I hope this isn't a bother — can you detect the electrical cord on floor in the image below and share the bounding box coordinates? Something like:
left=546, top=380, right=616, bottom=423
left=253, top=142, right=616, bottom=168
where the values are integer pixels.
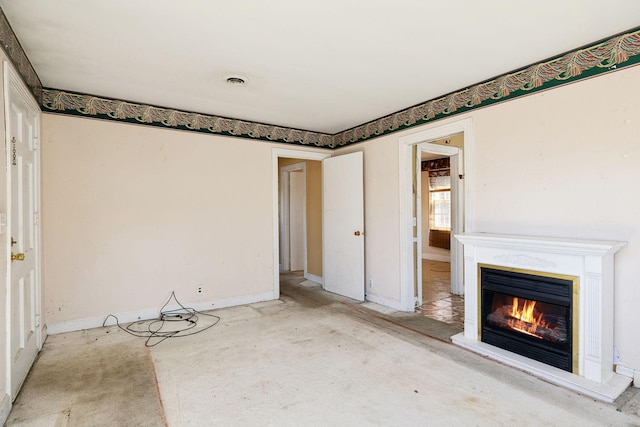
left=103, top=291, right=221, bottom=347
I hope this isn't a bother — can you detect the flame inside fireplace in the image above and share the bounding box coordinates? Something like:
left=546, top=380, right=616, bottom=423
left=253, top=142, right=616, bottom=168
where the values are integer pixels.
left=507, top=298, right=548, bottom=339
left=487, top=296, right=567, bottom=343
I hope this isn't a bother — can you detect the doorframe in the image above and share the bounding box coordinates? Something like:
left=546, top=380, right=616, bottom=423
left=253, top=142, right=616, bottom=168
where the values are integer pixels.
left=272, top=148, right=331, bottom=299
left=398, top=118, right=474, bottom=311
left=279, top=162, right=307, bottom=273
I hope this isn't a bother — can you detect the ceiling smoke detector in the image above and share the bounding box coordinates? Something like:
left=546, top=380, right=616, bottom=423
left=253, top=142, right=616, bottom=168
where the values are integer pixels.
left=224, top=75, right=248, bottom=86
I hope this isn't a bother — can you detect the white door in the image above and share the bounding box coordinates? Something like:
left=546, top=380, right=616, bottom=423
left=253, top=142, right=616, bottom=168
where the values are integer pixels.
left=449, top=151, right=464, bottom=295
left=6, top=63, right=42, bottom=399
left=322, top=152, right=364, bottom=301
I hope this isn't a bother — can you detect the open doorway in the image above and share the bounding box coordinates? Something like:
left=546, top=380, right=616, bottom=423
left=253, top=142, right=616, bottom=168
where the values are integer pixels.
left=398, top=118, right=472, bottom=319
left=272, top=149, right=330, bottom=299
left=278, top=158, right=322, bottom=281
left=416, top=137, right=464, bottom=327
left=279, top=162, right=306, bottom=273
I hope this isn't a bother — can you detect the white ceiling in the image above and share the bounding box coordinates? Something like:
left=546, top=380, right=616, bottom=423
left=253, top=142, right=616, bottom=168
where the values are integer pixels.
left=2, top=1, right=640, bottom=134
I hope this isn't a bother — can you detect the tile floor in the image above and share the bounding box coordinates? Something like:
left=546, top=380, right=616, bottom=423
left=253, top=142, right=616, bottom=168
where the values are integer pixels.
left=416, top=259, right=464, bottom=328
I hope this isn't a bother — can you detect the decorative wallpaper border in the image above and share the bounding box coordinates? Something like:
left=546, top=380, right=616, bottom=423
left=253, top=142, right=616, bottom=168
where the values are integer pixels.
left=18, top=23, right=640, bottom=148
left=0, top=8, right=42, bottom=104
left=42, top=89, right=334, bottom=147
left=333, top=27, right=640, bottom=147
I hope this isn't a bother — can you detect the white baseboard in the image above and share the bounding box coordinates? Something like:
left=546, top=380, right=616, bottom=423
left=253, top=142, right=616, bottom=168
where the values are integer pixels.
left=304, top=273, right=323, bottom=285
left=38, top=324, right=48, bottom=350
left=616, top=364, right=634, bottom=378
left=616, top=364, right=640, bottom=388
left=0, top=393, right=11, bottom=426
left=46, top=291, right=275, bottom=335
left=365, top=292, right=404, bottom=311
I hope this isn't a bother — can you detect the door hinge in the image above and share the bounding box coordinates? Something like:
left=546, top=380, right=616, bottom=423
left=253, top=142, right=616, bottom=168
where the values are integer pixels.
left=33, top=136, right=40, bottom=150
left=35, top=314, right=40, bottom=328
left=33, top=211, right=40, bottom=225
left=11, top=136, right=16, bottom=166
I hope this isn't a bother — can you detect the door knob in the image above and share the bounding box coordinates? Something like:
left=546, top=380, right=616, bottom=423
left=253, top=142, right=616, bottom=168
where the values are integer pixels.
left=11, top=252, right=25, bottom=261
left=354, top=231, right=363, bottom=236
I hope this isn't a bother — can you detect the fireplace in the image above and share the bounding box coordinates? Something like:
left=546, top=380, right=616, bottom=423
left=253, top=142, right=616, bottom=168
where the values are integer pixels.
left=452, top=233, right=630, bottom=402
left=479, top=266, right=577, bottom=373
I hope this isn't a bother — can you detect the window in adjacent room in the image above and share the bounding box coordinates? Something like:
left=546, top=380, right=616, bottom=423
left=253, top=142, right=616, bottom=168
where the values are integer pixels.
left=423, top=157, right=451, bottom=231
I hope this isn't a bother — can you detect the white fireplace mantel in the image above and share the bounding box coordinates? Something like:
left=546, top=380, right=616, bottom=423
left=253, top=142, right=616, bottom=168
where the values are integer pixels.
left=452, top=233, right=629, bottom=402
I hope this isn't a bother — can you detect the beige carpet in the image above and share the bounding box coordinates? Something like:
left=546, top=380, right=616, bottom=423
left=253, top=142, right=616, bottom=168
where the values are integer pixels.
left=7, top=273, right=640, bottom=426
left=7, top=328, right=166, bottom=426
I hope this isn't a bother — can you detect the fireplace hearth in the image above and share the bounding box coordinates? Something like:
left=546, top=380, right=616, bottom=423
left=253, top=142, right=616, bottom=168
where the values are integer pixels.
left=480, top=266, right=576, bottom=373
left=452, top=233, right=630, bottom=402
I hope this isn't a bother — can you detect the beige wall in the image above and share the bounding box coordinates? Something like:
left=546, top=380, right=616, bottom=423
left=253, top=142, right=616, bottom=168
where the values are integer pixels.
left=42, top=114, right=334, bottom=328
left=338, top=64, right=640, bottom=372
left=469, top=65, right=640, bottom=370
left=42, top=115, right=325, bottom=324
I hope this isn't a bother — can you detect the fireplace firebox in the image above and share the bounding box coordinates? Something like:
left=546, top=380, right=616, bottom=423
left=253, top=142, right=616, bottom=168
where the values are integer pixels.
left=480, top=265, right=577, bottom=373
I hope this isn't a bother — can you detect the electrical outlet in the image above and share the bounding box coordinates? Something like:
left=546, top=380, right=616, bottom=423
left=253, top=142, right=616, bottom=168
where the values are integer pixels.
left=196, top=286, right=203, bottom=294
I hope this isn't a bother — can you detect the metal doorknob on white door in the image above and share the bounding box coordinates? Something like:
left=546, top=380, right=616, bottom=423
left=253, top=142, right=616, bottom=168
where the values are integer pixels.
left=11, top=253, right=25, bottom=261
left=354, top=231, right=363, bottom=236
